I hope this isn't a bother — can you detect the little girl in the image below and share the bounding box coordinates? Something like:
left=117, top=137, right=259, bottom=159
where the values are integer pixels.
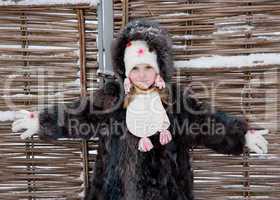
left=123, top=40, right=173, bottom=152
left=11, top=20, right=268, bottom=200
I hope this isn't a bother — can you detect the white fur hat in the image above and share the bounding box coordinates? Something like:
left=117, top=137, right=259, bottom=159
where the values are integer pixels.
left=124, top=40, right=159, bottom=77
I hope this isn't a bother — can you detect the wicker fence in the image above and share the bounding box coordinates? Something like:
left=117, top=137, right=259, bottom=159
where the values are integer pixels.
left=0, top=3, right=98, bottom=199
left=0, top=0, right=279, bottom=200
left=120, top=1, right=280, bottom=200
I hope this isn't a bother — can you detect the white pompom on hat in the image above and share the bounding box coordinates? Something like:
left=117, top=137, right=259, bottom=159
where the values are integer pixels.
left=124, top=40, right=159, bottom=77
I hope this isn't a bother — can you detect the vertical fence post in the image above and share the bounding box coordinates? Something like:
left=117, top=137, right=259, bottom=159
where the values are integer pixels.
left=243, top=71, right=252, bottom=200
left=21, top=12, right=36, bottom=199
left=97, top=0, right=114, bottom=77
left=122, top=0, right=129, bottom=27
left=243, top=2, right=254, bottom=199
left=77, top=8, right=90, bottom=193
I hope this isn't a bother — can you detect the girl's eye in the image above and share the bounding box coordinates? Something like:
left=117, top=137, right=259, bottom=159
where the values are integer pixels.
left=131, top=66, right=139, bottom=71
left=145, top=65, right=153, bottom=69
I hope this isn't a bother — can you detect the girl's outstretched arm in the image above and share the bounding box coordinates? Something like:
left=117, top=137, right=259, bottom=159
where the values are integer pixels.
left=175, top=86, right=268, bottom=155
left=12, top=81, right=122, bottom=140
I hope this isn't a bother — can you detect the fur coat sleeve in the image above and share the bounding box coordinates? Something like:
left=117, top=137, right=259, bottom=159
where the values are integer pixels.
left=174, top=85, right=248, bottom=155
left=38, top=81, right=122, bottom=140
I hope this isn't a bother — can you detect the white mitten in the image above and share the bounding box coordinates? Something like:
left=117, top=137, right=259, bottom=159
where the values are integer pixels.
left=12, top=110, right=39, bottom=139
left=245, top=129, right=269, bottom=154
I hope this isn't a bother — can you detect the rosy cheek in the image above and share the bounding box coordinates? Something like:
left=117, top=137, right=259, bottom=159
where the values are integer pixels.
left=128, top=73, right=137, bottom=82
left=147, top=71, right=156, bottom=80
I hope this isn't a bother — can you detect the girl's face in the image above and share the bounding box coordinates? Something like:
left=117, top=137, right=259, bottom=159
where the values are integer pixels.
left=128, top=64, right=157, bottom=89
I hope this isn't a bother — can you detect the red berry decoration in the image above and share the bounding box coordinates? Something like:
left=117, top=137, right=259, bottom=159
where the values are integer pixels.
left=30, top=112, right=34, bottom=118
left=138, top=48, right=144, bottom=55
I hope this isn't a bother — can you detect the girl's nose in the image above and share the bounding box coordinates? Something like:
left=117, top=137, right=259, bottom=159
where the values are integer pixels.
left=139, top=70, right=145, bottom=79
